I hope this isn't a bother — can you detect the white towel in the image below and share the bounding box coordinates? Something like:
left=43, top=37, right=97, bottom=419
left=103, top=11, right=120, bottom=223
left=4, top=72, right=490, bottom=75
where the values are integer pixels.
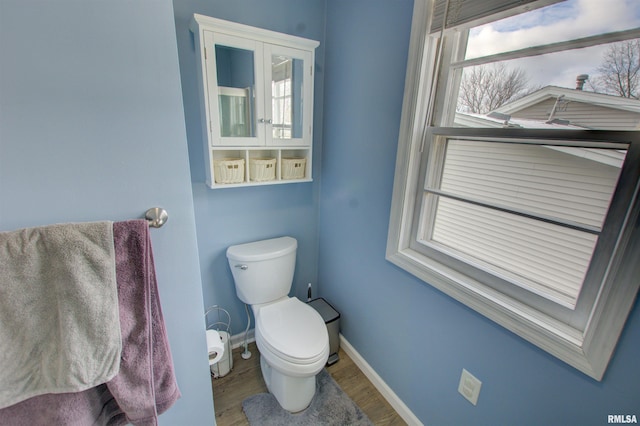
left=0, top=221, right=121, bottom=409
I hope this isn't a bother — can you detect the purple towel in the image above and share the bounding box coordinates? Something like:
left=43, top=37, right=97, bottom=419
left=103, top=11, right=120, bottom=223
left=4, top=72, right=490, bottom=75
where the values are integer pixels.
left=107, top=220, right=181, bottom=425
left=0, top=385, right=126, bottom=426
left=0, top=220, right=180, bottom=426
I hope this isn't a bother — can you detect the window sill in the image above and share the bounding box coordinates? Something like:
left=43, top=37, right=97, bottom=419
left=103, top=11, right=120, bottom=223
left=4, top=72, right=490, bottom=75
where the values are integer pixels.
left=386, top=244, right=636, bottom=380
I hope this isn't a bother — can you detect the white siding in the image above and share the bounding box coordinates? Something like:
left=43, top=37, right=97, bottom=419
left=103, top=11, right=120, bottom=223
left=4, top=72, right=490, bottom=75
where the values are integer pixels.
left=426, top=138, right=624, bottom=307
left=439, top=139, right=623, bottom=228
left=513, top=99, right=640, bottom=130
left=431, top=197, right=597, bottom=306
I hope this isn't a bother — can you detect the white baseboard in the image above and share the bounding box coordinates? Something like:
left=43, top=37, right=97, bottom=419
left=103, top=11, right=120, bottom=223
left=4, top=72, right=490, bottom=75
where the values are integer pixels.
left=339, top=334, right=423, bottom=426
left=230, top=329, right=255, bottom=350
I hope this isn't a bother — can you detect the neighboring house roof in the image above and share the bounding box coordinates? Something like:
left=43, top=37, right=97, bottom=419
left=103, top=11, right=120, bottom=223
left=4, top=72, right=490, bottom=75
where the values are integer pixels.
left=495, top=86, right=640, bottom=115
left=454, top=86, right=635, bottom=167
left=454, top=111, right=585, bottom=129
left=454, top=111, right=626, bottom=168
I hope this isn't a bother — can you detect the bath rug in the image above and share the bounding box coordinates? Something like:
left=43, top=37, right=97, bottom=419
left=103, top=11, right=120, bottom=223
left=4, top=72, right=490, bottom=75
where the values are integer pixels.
left=242, top=369, right=373, bottom=425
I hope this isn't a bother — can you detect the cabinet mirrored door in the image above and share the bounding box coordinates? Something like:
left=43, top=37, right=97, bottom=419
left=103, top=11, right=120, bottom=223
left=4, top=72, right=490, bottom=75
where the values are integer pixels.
left=204, top=32, right=264, bottom=146
left=265, top=45, right=312, bottom=147
left=203, top=31, right=313, bottom=148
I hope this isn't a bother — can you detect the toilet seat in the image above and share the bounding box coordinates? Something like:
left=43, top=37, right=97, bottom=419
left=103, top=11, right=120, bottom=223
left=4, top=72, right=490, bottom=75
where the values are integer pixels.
left=256, top=298, right=328, bottom=365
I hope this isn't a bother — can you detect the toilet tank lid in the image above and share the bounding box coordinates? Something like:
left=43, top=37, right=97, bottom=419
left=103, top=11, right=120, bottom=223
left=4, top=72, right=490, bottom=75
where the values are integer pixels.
left=226, top=236, right=297, bottom=262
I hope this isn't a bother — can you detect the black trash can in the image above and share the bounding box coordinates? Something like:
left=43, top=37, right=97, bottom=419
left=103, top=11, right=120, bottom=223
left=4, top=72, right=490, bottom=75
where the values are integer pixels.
left=307, top=298, right=341, bottom=365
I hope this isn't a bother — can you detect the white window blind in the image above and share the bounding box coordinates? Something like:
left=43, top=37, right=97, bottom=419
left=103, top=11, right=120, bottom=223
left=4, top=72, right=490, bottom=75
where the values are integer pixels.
left=430, top=0, right=561, bottom=32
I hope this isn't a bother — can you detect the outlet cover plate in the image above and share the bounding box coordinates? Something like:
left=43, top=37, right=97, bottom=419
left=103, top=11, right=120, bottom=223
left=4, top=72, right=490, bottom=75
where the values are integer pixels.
left=458, top=368, right=482, bottom=405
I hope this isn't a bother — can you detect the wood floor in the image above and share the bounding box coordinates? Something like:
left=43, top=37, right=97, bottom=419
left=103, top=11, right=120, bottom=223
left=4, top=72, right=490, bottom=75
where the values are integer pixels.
left=211, top=342, right=406, bottom=425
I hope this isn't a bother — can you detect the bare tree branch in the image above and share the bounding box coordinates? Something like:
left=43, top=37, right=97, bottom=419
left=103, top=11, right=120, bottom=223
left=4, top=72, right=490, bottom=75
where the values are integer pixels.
left=590, top=39, right=639, bottom=99
left=457, top=63, right=533, bottom=114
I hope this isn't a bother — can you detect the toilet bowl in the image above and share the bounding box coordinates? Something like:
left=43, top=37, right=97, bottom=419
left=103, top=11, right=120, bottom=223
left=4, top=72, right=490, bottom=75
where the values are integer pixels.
left=227, top=237, right=329, bottom=412
left=254, top=297, right=329, bottom=411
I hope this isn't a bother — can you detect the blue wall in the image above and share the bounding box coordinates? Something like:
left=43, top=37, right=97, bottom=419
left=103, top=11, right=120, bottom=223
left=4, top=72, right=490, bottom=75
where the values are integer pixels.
left=172, top=0, right=326, bottom=336
left=319, top=0, right=640, bottom=425
left=0, top=1, right=214, bottom=424
left=3, top=0, right=638, bottom=424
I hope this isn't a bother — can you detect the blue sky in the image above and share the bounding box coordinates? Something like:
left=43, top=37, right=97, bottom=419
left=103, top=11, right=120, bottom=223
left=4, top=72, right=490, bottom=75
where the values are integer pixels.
left=485, top=0, right=577, bottom=33
left=465, top=0, right=640, bottom=88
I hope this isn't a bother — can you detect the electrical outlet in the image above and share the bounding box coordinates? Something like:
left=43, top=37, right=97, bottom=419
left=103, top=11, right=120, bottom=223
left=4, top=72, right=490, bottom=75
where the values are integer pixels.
left=458, top=368, right=482, bottom=405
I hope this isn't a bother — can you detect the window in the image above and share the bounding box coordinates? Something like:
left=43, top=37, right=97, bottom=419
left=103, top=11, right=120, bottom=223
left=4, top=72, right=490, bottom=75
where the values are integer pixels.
left=271, top=54, right=305, bottom=141
left=272, top=55, right=293, bottom=139
left=387, top=0, right=640, bottom=380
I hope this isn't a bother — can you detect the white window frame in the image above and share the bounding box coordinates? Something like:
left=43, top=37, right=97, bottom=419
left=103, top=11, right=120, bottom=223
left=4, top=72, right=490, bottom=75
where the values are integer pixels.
left=272, top=59, right=293, bottom=139
left=386, top=0, right=640, bottom=380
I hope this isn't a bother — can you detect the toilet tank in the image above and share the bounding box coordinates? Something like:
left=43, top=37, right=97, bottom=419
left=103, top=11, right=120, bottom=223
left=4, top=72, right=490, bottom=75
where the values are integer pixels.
left=226, top=237, right=297, bottom=305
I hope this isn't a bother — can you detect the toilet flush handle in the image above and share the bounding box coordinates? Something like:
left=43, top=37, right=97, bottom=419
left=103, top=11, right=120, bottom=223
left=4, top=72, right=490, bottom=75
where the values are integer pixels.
left=235, top=264, right=248, bottom=270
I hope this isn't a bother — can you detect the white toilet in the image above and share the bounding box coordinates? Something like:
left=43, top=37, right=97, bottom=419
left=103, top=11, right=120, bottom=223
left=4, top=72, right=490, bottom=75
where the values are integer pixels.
left=226, top=236, right=329, bottom=412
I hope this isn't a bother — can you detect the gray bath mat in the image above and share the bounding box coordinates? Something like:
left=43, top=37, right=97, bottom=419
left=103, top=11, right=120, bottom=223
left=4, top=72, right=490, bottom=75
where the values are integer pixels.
left=242, top=369, right=373, bottom=425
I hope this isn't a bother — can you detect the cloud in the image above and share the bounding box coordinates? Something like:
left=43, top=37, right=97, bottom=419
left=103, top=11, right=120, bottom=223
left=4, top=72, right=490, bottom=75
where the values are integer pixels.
left=462, top=0, right=640, bottom=88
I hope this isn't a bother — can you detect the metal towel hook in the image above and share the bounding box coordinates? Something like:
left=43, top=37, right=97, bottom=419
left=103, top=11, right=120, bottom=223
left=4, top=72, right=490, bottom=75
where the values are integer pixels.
left=145, top=207, right=168, bottom=228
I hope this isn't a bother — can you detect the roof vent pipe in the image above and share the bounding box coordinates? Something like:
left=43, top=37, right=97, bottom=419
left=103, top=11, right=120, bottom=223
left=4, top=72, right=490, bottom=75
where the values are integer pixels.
left=546, top=95, right=565, bottom=123
left=576, top=74, right=589, bottom=90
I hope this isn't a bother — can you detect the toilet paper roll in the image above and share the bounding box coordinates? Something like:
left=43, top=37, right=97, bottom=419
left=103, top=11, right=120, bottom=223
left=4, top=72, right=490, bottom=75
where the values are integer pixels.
left=206, top=329, right=225, bottom=366
left=210, top=330, right=232, bottom=378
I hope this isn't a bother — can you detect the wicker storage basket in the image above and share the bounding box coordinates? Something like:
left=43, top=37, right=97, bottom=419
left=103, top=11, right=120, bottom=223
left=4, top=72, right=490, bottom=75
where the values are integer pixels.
left=282, top=157, right=307, bottom=180
left=213, top=158, right=245, bottom=184
left=249, top=158, right=276, bottom=181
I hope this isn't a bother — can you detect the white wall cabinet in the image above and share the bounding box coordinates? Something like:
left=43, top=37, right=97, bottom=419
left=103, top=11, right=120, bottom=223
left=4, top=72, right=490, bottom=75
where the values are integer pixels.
left=190, top=14, right=319, bottom=188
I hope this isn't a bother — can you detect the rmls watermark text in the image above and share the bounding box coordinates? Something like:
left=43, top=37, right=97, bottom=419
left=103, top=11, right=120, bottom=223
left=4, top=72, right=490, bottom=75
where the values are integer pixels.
left=608, top=415, right=638, bottom=424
